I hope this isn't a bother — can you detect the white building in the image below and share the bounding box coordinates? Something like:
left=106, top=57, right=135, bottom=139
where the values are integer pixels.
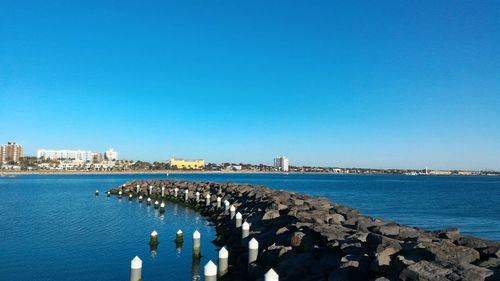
left=274, top=156, right=289, bottom=172
left=37, top=149, right=95, bottom=162
left=105, top=149, right=118, bottom=161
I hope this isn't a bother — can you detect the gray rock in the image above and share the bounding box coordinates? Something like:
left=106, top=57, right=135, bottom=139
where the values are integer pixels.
left=399, top=261, right=452, bottom=281
left=328, top=213, right=346, bottom=225
left=452, top=263, right=494, bottom=281
left=262, top=210, right=280, bottom=220
left=433, top=228, right=460, bottom=241
left=371, top=224, right=401, bottom=237
left=476, top=257, right=500, bottom=268
left=367, top=233, right=403, bottom=256
left=409, top=240, right=480, bottom=265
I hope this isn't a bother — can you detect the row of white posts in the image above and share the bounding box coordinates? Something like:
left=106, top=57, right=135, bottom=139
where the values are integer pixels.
left=129, top=230, right=278, bottom=281
left=105, top=186, right=279, bottom=280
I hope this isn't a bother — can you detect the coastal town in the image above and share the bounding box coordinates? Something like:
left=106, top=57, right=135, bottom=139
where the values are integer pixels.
left=1, top=141, right=498, bottom=176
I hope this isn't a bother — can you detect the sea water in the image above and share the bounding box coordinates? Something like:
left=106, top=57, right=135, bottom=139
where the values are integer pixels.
left=0, top=173, right=499, bottom=280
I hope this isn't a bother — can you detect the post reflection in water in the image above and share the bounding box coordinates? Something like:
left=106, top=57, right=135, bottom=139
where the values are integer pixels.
left=176, top=240, right=183, bottom=255
left=191, top=256, right=201, bottom=281
left=150, top=244, right=158, bottom=258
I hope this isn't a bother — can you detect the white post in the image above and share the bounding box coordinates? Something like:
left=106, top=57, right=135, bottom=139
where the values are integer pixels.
left=118, top=191, right=123, bottom=198
left=216, top=197, right=221, bottom=208
left=193, top=230, right=201, bottom=258
left=184, top=189, right=189, bottom=201
left=149, top=230, right=159, bottom=246
left=242, top=221, right=250, bottom=239
left=265, top=268, right=279, bottom=281
left=248, top=238, right=259, bottom=265
left=224, top=200, right=230, bottom=214
left=154, top=200, right=159, bottom=209
left=204, top=260, right=217, bottom=281
left=218, top=247, right=228, bottom=277
left=138, top=195, right=143, bottom=202
left=128, top=194, right=133, bottom=201
left=176, top=229, right=184, bottom=243
left=161, top=186, right=165, bottom=197
left=206, top=194, right=211, bottom=206
left=196, top=191, right=200, bottom=202
left=230, top=205, right=236, bottom=219
left=174, top=187, right=179, bottom=197
left=95, top=190, right=99, bottom=196
left=130, top=256, right=142, bottom=281
left=136, top=185, right=140, bottom=194
left=146, top=197, right=151, bottom=206
left=107, top=191, right=110, bottom=197
left=160, top=202, right=165, bottom=214
left=235, top=212, right=242, bottom=228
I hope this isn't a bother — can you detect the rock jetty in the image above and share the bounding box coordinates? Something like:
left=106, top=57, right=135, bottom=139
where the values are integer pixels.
left=110, top=180, right=500, bottom=281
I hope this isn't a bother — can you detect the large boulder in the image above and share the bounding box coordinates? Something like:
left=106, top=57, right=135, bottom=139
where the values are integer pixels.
left=399, top=261, right=452, bottom=281
left=407, top=240, right=480, bottom=265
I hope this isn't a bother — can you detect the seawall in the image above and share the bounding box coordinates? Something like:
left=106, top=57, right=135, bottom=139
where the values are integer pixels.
left=110, top=179, right=500, bottom=281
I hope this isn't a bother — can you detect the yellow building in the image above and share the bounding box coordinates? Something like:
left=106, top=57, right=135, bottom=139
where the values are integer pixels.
left=169, top=158, right=205, bottom=170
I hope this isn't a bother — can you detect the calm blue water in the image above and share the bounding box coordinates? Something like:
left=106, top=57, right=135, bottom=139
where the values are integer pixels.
left=0, top=174, right=499, bottom=281
left=0, top=175, right=217, bottom=281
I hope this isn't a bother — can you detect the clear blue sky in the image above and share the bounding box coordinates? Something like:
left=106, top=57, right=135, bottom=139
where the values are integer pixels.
left=1, top=1, right=499, bottom=170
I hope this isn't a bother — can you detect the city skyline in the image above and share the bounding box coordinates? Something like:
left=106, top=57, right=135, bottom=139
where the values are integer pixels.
left=1, top=1, right=499, bottom=170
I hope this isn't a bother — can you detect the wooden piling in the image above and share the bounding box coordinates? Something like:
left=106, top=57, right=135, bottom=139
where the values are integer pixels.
left=205, top=194, right=211, bottom=206
left=193, top=230, right=201, bottom=258
left=248, top=238, right=259, bottom=265
left=230, top=205, right=236, bottom=220
left=204, top=260, right=217, bottom=281
left=235, top=212, right=242, bottom=228
left=218, top=247, right=228, bottom=277
left=242, top=221, right=250, bottom=239
left=265, top=268, right=279, bottom=281
left=176, top=229, right=184, bottom=243
left=130, top=256, right=142, bottom=281
left=149, top=230, right=159, bottom=246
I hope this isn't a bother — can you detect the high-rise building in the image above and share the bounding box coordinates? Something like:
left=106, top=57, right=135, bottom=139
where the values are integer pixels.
left=105, top=149, right=118, bottom=161
left=0, top=142, right=24, bottom=163
left=274, top=156, right=289, bottom=172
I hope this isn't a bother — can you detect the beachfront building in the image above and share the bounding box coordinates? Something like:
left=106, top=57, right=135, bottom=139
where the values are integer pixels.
left=37, top=149, right=95, bottom=162
left=274, top=156, right=289, bottom=172
left=0, top=142, right=24, bottom=163
left=169, top=158, right=205, bottom=170
left=105, top=149, right=118, bottom=161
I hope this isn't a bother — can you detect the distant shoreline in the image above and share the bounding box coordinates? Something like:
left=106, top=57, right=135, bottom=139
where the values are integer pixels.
left=0, top=170, right=498, bottom=176
left=0, top=170, right=284, bottom=176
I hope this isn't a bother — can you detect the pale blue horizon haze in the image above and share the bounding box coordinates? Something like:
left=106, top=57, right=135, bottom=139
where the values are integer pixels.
left=1, top=1, right=499, bottom=170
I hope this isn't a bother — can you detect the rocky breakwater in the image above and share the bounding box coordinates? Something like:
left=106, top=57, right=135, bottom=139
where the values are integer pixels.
left=110, top=180, right=500, bottom=281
